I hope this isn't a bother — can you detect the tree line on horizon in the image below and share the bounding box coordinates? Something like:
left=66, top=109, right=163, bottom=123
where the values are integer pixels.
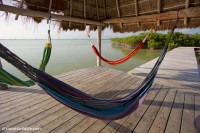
left=111, top=32, right=200, bottom=50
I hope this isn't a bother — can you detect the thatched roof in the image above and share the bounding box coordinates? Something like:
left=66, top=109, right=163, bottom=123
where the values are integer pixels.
left=0, top=0, right=200, bottom=32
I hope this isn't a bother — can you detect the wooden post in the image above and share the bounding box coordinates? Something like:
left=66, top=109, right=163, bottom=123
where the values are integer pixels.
left=97, top=26, right=102, bottom=66
left=0, top=59, right=8, bottom=90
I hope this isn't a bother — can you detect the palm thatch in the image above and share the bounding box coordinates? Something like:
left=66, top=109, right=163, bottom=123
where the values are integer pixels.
left=0, top=0, right=200, bottom=32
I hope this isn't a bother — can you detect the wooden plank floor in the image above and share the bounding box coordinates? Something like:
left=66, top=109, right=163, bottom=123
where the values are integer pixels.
left=0, top=66, right=199, bottom=133
left=128, top=47, right=200, bottom=89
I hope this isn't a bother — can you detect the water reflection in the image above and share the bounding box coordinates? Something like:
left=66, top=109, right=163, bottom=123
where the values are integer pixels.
left=111, top=44, right=161, bottom=61
left=102, top=43, right=161, bottom=72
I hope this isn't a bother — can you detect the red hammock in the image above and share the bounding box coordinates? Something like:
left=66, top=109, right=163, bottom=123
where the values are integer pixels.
left=92, top=41, right=144, bottom=65
left=88, top=31, right=151, bottom=65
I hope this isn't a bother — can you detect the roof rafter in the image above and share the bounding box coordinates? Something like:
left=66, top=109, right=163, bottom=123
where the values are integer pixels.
left=96, top=0, right=99, bottom=20
left=69, top=0, right=73, bottom=27
left=116, top=0, right=122, bottom=28
left=157, top=0, right=161, bottom=26
left=184, top=0, right=190, bottom=25
left=0, top=4, right=104, bottom=26
left=103, top=7, right=200, bottom=24
left=103, top=0, right=107, bottom=19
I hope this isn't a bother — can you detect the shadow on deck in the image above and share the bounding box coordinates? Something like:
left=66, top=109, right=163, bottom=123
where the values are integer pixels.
left=0, top=66, right=199, bottom=133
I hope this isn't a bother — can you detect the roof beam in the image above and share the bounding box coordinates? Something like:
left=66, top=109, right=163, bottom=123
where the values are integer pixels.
left=116, top=0, right=120, bottom=17
left=47, top=0, right=52, bottom=24
left=185, top=0, right=190, bottom=8
left=69, top=0, right=73, bottom=27
left=157, top=0, right=161, bottom=13
left=134, top=0, right=138, bottom=16
left=103, top=0, right=107, bottom=19
left=96, top=0, right=99, bottom=20
left=134, top=0, right=139, bottom=27
left=84, top=0, right=86, bottom=19
left=103, top=7, right=200, bottom=24
left=0, top=4, right=104, bottom=26
left=48, top=0, right=52, bottom=13
left=184, top=0, right=190, bottom=25
left=116, top=0, right=122, bottom=28
left=156, top=0, right=161, bottom=26
left=184, top=17, right=188, bottom=25
left=84, top=0, right=86, bottom=27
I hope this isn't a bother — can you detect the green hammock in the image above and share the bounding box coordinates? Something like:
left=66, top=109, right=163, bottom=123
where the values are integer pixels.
left=39, top=31, right=52, bottom=71
left=0, top=31, right=52, bottom=87
left=0, top=68, right=35, bottom=87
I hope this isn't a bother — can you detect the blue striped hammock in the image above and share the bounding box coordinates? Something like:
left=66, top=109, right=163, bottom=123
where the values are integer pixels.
left=0, top=26, right=176, bottom=120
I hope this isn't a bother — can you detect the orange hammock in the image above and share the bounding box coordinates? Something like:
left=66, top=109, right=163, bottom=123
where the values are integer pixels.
left=88, top=29, right=152, bottom=65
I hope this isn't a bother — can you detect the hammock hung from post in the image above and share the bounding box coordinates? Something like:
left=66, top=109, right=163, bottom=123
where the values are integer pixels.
left=0, top=23, right=177, bottom=120
left=0, top=27, right=52, bottom=87
left=87, top=28, right=153, bottom=65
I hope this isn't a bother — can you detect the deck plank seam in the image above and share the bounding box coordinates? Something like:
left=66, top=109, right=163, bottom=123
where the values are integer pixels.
left=131, top=84, right=164, bottom=132
left=146, top=88, right=171, bottom=133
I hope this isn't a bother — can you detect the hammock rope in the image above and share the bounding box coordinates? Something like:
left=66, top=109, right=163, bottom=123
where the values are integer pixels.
left=39, top=29, right=52, bottom=71
left=0, top=20, right=52, bottom=86
left=87, top=29, right=153, bottom=65
left=40, top=13, right=52, bottom=71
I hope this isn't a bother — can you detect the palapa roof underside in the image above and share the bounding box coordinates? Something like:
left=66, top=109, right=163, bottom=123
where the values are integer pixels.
left=0, top=0, right=200, bottom=32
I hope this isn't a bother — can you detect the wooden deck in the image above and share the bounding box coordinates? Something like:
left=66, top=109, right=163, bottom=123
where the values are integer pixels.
left=0, top=66, right=199, bottom=133
left=128, top=47, right=200, bottom=89
left=0, top=47, right=200, bottom=133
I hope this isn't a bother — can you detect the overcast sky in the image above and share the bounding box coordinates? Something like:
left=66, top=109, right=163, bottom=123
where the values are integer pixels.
left=0, top=14, right=200, bottom=39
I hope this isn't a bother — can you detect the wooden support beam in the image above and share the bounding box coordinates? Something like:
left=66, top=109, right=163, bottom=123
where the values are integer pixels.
left=185, top=0, right=190, bottom=8
left=95, top=0, right=99, bottom=21
left=157, top=19, right=160, bottom=26
left=103, top=7, right=200, bottom=24
left=15, top=0, right=24, bottom=20
left=84, top=0, right=86, bottom=27
left=137, top=22, right=140, bottom=27
left=116, top=0, right=120, bottom=17
left=184, top=0, right=190, bottom=25
left=103, top=0, right=107, bottom=19
left=84, top=0, right=86, bottom=19
left=134, top=0, right=139, bottom=27
left=116, top=0, right=122, bottom=28
left=184, top=16, right=188, bottom=25
left=157, top=0, right=161, bottom=13
left=47, top=0, right=52, bottom=24
left=48, top=0, right=52, bottom=12
left=0, top=4, right=104, bottom=26
left=97, top=26, right=102, bottom=66
left=135, top=0, right=138, bottom=16
left=69, top=0, right=73, bottom=27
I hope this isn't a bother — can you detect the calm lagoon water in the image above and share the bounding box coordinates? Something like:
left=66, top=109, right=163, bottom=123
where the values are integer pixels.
left=0, top=39, right=161, bottom=80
